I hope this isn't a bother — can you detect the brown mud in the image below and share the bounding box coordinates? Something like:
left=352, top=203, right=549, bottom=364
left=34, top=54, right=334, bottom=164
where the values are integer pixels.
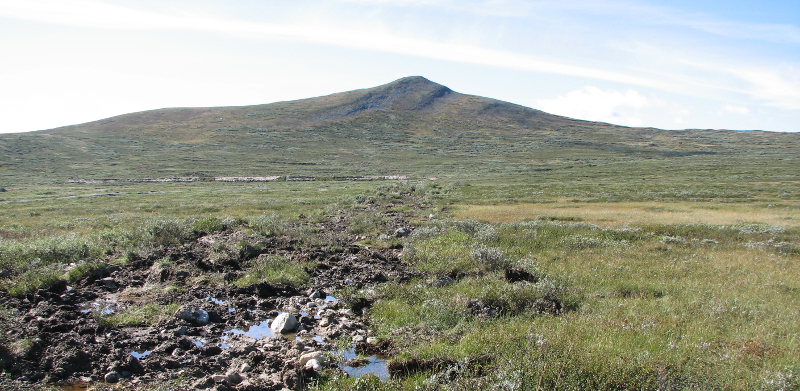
left=0, top=199, right=426, bottom=390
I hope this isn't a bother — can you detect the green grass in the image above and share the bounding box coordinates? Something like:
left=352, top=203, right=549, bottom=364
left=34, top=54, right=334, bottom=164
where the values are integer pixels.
left=233, top=254, right=311, bottom=287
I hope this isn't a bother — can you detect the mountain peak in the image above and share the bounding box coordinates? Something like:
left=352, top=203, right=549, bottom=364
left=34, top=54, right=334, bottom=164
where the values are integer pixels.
left=333, top=76, right=455, bottom=116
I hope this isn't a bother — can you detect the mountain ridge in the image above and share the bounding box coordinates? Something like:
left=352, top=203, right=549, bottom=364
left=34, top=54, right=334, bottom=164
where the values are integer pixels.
left=2, top=76, right=799, bottom=184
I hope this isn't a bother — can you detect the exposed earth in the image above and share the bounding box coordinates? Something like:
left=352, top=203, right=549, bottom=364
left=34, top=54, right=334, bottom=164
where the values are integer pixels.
left=0, top=195, right=430, bottom=390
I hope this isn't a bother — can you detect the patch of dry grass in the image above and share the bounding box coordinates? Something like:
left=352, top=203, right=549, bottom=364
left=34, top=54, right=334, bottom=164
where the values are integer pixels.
left=455, top=201, right=800, bottom=228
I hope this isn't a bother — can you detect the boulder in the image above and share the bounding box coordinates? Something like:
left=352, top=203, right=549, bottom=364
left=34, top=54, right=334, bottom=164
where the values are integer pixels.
left=270, top=313, right=297, bottom=334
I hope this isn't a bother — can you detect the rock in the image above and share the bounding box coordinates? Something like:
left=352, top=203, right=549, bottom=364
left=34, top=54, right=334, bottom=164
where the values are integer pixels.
left=366, top=337, right=378, bottom=344
left=226, top=371, right=243, bottom=384
left=270, top=313, right=298, bottom=334
left=352, top=335, right=365, bottom=343
left=297, top=351, right=326, bottom=366
left=212, top=374, right=228, bottom=383
left=104, top=371, right=120, bottom=383
left=175, top=307, right=210, bottom=326
left=0, top=188, right=5, bottom=192
left=304, top=359, right=322, bottom=372
left=394, top=227, right=410, bottom=237
left=309, top=290, right=324, bottom=299
left=240, top=363, right=252, bottom=373
left=97, top=277, right=118, bottom=290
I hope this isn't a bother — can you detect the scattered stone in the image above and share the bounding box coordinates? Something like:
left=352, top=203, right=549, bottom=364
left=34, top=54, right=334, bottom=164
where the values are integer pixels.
left=175, top=307, right=210, bottom=326
left=395, top=227, right=411, bottom=237
left=309, top=290, right=324, bottom=299
left=212, top=374, right=228, bottom=383
left=226, top=371, right=243, bottom=384
left=240, top=363, right=252, bottom=373
left=304, top=359, right=322, bottom=372
left=104, top=371, right=120, bottom=383
left=270, top=313, right=298, bottom=334
left=297, top=351, right=326, bottom=366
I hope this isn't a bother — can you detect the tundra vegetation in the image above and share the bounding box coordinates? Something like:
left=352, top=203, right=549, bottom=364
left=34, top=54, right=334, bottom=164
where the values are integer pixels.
left=0, top=77, right=799, bottom=389
left=0, top=171, right=798, bottom=390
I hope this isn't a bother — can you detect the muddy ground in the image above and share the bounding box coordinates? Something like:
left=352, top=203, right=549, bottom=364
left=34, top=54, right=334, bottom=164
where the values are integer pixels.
left=0, top=201, right=428, bottom=390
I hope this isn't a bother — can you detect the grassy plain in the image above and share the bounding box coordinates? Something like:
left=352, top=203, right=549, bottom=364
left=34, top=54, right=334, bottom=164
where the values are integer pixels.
left=1, top=171, right=798, bottom=390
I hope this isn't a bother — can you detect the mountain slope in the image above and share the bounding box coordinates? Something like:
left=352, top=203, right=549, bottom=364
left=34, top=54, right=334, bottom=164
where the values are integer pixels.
left=1, top=76, right=799, bottom=184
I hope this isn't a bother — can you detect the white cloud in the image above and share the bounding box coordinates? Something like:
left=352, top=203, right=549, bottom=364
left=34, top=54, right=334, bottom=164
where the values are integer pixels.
left=0, top=0, right=670, bottom=90
left=535, top=86, right=664, bottom=127
left=723, top=105, right=749, bottom=115
left=331, top=0, right=533, bottom=17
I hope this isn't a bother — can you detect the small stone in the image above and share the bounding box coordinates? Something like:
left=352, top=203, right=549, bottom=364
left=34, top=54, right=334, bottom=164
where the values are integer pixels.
left=104, top=371, right=120, bottom=383
left=366, top=337, right=379, bottom=344
left=298, top=351, right=326, bottom=366
left=240, top=363, right=252, bottom=373
left=309, top=290, right=324, bottom=299
left=226, top=371, right=243, bottom=384
left=270, top=313, right=298, bottom=334
left=175, top=307, right=210, bottom=326
left=344, top=279, right=355, bottom=285
left=395, top=227, right=410, bottom=237
left=352, top=335, right=365, bottom=343
left=304, top=358, right=322, bottom=372
left=212, top=374, right=228, bottom=383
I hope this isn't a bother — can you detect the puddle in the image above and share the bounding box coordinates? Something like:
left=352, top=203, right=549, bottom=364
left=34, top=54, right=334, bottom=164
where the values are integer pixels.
left=338, top=348, right=389, bottom=381
left=130, top=350, right=152, bottom=360
left=192, top=340, right=205, bottom=348
left=78, top=307, right=114, bottom=315
left=324, top=295, right=338, bottom=303
left=77, top=296, right=118, bottom=315
left=224, top=319, right=274, bottom=340
left=206, top=297, right=228, bottom=305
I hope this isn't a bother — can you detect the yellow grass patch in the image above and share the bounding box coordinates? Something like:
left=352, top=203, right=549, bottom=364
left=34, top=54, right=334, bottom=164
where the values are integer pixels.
left=455, top=201, right=800, bottom=227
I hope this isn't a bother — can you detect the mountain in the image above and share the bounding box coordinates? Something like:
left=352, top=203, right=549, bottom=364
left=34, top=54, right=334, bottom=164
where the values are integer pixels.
left=1, top=76, right=799, bottom=184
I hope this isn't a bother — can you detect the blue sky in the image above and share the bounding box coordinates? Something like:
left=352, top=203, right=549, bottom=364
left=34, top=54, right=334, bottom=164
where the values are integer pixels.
left=0, top=0, right=798, bottom=133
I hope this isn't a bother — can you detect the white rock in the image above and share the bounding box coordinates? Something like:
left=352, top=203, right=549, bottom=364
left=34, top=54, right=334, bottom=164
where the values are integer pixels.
left=366, top=337, right=379, bottom=344
left=304, top=359, right=323, bottom=372
left=298, top=351, right=327, bottom=366
left=270, top=312, right=298, bottom=334
left=240, top=363, right=252, bottom=373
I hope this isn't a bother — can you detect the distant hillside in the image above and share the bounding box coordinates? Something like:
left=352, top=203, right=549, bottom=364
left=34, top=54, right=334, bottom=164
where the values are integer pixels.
left=1, top=76, right=799, bottom=184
